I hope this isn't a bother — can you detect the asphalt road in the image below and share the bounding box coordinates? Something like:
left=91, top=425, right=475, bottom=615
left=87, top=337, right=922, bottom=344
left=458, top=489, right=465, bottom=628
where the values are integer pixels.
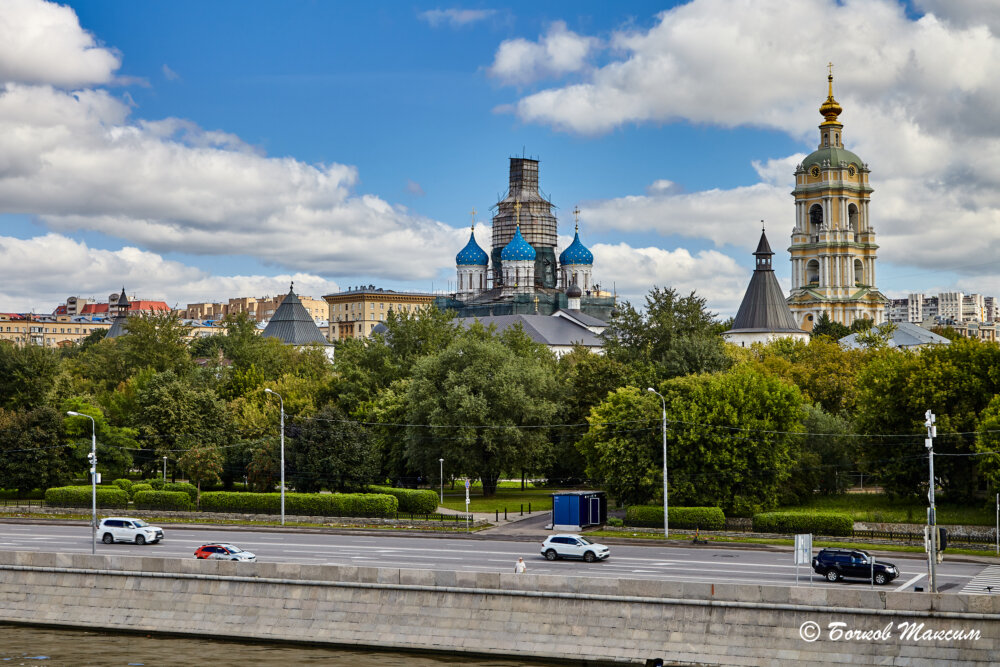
left=0, top=521, right=987, bottom=594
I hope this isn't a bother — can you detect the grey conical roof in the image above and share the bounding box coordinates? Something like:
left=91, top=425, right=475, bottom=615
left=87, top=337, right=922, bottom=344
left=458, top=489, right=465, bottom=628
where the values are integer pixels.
left=105, top=287, right=131, bottom=339
left=727, top=230, right=803, bottom=333
left=260, top=286, right=330, bottom=345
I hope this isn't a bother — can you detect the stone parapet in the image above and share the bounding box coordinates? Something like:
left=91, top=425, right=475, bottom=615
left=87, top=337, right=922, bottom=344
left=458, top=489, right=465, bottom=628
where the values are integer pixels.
left=0, top=550, right=997, bottom=665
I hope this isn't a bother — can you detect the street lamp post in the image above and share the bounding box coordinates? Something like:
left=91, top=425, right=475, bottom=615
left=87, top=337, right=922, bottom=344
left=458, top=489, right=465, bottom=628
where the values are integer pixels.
left=439, top=458, right=444, bottom=504
left=647, top=388, right=668, bottom=539
left=67, top=411, right=97, bottom=555
left=264, top=388, right=285, bottom=525
left=162, top=456, right=167, bottom=483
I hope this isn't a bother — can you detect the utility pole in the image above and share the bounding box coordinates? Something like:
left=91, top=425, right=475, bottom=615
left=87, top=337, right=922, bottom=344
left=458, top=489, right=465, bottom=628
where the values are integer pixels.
left=925, top=409, right=937, bottom=593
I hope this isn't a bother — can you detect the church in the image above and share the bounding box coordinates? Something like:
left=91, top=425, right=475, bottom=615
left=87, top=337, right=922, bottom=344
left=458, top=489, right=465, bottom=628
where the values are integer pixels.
left=436, top=157, right=615, bottom=321
left=725, top=69, right=888, bottom=345
left=785, top=69, right=888, bottom=330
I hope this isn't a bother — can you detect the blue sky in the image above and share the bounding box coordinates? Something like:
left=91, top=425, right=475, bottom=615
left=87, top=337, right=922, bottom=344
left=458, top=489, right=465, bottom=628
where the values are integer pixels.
left=1, top=0, right=998, bottom=315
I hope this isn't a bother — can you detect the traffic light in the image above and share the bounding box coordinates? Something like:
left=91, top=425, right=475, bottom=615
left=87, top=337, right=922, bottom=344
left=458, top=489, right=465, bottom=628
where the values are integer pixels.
left=937, top=527, right=948, bottom=552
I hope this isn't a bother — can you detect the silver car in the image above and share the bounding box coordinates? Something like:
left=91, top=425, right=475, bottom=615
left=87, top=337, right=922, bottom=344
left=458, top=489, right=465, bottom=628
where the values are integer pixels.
left=541, top=534, right=610, bottom=562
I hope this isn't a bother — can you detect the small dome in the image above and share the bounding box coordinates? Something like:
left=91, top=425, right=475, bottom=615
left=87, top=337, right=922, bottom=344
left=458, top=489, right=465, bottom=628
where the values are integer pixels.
left=500, top=225, right=536, bottom=261
left=801, top=146, right=864, bottom=172
left=456, top=229, right=488, bottom=266
left=559, top=229, right=593, bottom=266
left=566, top=283, right=582, bottom=298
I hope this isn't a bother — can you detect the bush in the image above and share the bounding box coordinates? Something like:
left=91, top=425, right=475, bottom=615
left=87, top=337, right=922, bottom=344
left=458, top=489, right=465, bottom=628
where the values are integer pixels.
left=112, top=479, right=134, bottom=495
left=369, top=485, right=439, bottom=514
left=625, top=506, right=725, bottom=530
left=752, top=512, right=853, bottom=536
left=164, top=482, right=198, bottom=503
left=44, top=485, right=127, bottom=509
left=130, top=483, right=153, bottom=499
left=133, top=490, right=192, bottom=511
left=198, top=492, right=398, bottom=517
left=148, top=478, right=165, bottom=491
left=0, top=489, right=45, bottom=500
left=606, top=517, right=624, bottom=527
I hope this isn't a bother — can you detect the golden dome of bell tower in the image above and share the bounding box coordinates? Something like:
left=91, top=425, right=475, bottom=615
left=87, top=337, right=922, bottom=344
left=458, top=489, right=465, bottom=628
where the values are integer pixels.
left=786, top=65, right=888, bottom=331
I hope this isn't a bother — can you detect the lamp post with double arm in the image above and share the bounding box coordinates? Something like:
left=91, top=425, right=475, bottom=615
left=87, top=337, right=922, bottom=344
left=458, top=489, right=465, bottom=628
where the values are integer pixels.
left=67, top=411, right=97, bottom=555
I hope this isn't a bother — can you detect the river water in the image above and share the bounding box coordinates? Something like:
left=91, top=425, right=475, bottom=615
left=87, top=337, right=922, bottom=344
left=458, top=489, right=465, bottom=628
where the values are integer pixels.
left=0, top=625, right=561, bottom=667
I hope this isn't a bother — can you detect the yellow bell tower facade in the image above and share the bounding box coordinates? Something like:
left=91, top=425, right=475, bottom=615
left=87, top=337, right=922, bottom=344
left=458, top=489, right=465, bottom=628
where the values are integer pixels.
left=787, top=68, right=887, bottom=331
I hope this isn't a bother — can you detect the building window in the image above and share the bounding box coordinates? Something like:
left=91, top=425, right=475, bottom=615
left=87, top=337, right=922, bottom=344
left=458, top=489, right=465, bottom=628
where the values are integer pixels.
left=809, top=204, right=823, bottom=233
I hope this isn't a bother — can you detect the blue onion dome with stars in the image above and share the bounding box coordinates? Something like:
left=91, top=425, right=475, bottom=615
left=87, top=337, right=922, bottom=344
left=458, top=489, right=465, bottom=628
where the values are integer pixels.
left=501, top=224, right=536, bottom=261
left=456, top=228, right=488, bottom=266
left=559, top=226, right=593, bottom=265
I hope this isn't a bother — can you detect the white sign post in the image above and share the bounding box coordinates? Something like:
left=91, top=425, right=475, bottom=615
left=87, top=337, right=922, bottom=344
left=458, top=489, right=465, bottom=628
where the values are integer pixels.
left=794, top=534, right=813, bottom=585
left=465, top=479, right=471, bottom=532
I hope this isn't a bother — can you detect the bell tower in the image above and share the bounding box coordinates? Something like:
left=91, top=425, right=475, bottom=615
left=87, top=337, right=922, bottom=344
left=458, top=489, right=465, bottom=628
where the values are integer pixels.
left=787, top=66, right=887, bottom=331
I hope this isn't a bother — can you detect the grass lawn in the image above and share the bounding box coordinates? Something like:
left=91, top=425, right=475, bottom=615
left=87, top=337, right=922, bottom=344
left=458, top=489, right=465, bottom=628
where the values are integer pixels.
left=439, top=483, right=559, bottom=513
left=776, top=494, right=997, bottom=526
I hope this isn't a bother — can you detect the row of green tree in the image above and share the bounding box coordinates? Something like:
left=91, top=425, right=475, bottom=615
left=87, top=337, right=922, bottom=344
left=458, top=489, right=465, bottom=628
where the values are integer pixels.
left=1, top=287, right=999, bottom=515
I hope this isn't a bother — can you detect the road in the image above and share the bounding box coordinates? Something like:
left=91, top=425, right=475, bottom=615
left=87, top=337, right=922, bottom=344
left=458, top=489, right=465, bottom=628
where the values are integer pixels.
left=0, top=521, right=989, bottom=593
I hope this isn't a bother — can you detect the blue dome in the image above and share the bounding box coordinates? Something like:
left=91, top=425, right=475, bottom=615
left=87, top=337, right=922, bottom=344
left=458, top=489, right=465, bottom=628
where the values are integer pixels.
left=559, top=229, right=593, bottom=265
left=456, top=230, right=488, bottom=266
left=500, top=225, right=536, bottom=261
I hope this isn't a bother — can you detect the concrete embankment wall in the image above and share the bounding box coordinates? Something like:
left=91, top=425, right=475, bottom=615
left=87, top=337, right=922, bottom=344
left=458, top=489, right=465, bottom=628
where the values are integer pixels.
left=0, top=550, right=998, bottom=665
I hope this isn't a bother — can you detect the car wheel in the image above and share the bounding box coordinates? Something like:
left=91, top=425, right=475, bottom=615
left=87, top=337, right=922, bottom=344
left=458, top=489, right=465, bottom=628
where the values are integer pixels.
left=544, top=549, right=558, bottom=561
left=874, top=572, right=887, bottom=585
left=102, top=533, right=114, bottom=544
left=135, top=535, right=146, bottom=545
left=583, top=551, right=596, bottom=563
left=825, top=569, right=840, bottom=582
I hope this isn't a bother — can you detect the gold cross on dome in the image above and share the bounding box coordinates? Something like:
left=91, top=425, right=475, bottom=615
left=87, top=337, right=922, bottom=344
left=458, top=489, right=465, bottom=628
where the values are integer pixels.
left=469, top=208, right=476, bottom=229
left=573, top=206, right=580, bottom=230
left=827, top=62, right=833, bottom=77
left=514, top=200, right=522, bottom=227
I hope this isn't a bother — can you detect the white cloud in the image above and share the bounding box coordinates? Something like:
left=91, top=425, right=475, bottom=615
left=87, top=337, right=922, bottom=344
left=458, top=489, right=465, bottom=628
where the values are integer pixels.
left=419, top=8, right=496, bottom=28
left=494, top=0, right=1000, bottom=290
left=591, top=243, right=748, bottom=316
left=0, top=233, right=341, bottom=312
left=0, top=0, right=120, bottom=87
left=161, top=64, right=180, bottom=81
left=489, top=21, right=598, bottom=85
left=0, top=1, right=467, bottom=284
left=406, top=179, right=426, bottom=197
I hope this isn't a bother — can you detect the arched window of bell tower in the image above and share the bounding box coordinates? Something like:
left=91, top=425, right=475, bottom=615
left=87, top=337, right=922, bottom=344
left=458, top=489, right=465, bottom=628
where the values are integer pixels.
left=854, top=259, right=864, bottom=286
left=806, top=259, right=820, bottom=285
left=824, top=133, right=829, bottom=146
left=848, top=204, right=859, bottom=240
left=809, top=204, right=823, bottom=234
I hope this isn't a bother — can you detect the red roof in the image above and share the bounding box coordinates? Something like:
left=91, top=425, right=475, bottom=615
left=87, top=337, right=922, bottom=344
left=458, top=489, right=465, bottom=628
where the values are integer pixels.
left=79, top=301, right=169, bottom=314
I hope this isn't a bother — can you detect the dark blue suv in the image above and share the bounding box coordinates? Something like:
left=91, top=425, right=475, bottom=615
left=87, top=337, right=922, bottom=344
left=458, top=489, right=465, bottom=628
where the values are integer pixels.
left=812, top=548, right=898, bottom=585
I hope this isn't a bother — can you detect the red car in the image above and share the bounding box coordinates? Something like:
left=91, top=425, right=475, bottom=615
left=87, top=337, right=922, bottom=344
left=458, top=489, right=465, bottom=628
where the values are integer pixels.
left=194, top=543, right=256, bottom=561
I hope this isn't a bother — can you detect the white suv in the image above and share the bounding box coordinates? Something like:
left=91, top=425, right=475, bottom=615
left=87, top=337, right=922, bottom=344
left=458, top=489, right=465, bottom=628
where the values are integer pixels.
left=98, top=518, right=163, bottom=545
left=541, top=534, right=610, bottom=562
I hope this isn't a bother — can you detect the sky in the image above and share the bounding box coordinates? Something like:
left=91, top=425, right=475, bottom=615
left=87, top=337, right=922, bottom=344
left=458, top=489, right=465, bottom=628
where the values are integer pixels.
left=1, top=0, right=999, bottom=317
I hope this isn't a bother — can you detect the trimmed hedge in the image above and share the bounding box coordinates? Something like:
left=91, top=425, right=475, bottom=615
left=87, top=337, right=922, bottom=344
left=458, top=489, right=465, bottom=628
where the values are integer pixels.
left=130, top=483, right=153, bottom=499
left=134, top=490, right=192, bottom=511
left=147, top=479, right=165, bottom=491
left=369, top=485, right=439, bottom=514
left=164, top=482, right=198, bottom=503
left=198, top=492, right=399, bottom=517
left=112, top=479, right=134, bottom=495
left=44, top=485, right=128, bottom=509
left=625, top=506, right=726, bottom=531
left=752, top=512, right=853, bottom=536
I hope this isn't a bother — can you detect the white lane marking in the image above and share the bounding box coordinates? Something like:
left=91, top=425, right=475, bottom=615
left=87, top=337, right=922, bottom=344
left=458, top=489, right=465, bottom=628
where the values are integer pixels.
left=895, top=573, right=926, bottom=591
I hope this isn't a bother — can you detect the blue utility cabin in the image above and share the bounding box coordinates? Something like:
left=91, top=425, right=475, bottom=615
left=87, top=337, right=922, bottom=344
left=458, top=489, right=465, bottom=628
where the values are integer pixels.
left=551, top=491, right=607, bottom=531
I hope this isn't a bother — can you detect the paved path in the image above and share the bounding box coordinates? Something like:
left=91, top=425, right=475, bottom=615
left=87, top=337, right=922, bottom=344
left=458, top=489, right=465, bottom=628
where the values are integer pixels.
left=961, top=564, right=1000, bottom=595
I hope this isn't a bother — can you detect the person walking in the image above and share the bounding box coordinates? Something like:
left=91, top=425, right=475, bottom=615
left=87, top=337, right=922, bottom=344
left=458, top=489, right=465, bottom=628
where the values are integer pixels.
left=514, top=557, right=527, bottom=574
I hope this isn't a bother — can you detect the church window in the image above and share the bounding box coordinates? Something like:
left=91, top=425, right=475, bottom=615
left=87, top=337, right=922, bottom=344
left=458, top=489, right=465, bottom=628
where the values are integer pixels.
left=854, top=259, right=864, bottom=285
left=806, top=259, right=820, bottom=285
left=459, top=274, right=463, bottom=290
left=809, top=204, right=823, bottom=233
left=848, top=204, right=859, bottom=238
left=824, top=133, right=829, bottom=146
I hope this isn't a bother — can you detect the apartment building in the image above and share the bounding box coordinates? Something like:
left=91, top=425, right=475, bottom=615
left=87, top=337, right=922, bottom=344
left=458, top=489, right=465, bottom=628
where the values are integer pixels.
left=0, top=314, right=110, bottom=348
left=324, top=285, right=435, bottom=340
left=176, top=294, right=329, bottom=325
left=888, top=292, right=992, bottom=324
